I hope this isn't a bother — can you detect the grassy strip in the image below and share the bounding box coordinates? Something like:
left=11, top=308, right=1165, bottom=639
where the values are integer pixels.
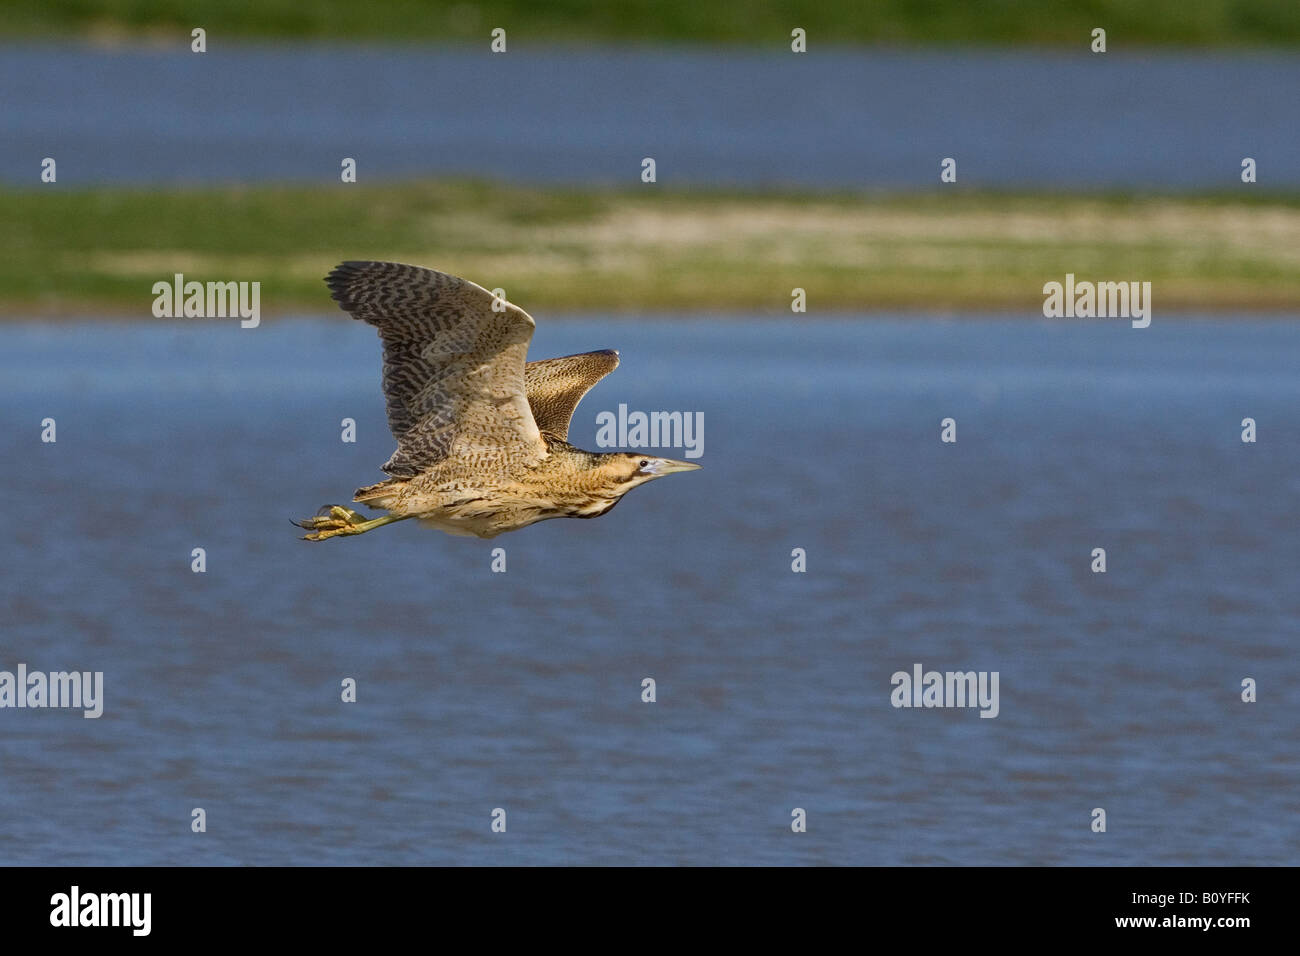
left=5, top=181, right=1300, bottom=316
left=5, top=0, right=1300, bottom=47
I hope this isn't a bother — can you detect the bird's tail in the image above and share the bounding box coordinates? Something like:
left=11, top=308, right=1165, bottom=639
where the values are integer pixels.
left=353, top=478, right=407, bottom=511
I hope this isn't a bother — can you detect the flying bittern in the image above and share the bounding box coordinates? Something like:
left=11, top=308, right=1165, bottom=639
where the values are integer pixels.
left=295, top=261, right=700, bottom=541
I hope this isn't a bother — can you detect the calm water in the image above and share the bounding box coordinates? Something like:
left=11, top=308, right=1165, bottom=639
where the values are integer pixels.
left=3, top=44, right=1299, bottom=188
left=0, top=316, right=1298, bottom=865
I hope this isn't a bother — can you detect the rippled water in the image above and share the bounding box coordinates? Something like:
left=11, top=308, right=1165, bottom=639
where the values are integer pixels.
left=4, top=45, right=1299, bottom=188
left=1, top=316, right=1297, bottom=865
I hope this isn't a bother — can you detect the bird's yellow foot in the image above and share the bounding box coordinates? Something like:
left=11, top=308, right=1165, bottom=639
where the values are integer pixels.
left=294, top=505, right=382, bottom=541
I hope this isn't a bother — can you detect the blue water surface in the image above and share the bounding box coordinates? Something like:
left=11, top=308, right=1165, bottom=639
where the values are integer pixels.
left=0, top=315, right=1297, bottom=865
left=3, top=45, right=1298, bottom=188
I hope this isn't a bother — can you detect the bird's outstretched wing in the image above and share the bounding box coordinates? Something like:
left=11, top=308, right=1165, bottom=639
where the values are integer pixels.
left=524, top=350, right=620, bottom=440
left=325, top=261, right=546, bottom=476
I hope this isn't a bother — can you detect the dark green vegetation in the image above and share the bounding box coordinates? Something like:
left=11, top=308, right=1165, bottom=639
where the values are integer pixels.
left=5, top=0, right=1300, bottom=47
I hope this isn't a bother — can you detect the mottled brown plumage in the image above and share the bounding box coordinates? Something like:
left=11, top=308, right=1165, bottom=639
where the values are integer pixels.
left=295, top=261, right=699, bottom=541
left=523, top=349, right=620, bottom=440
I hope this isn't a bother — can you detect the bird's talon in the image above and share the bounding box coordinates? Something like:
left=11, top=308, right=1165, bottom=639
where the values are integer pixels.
left=294, top=505, right=370, bottom=541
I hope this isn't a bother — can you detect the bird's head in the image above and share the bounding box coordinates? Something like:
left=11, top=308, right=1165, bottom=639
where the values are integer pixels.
left=599, top=453, right=702, bottom=492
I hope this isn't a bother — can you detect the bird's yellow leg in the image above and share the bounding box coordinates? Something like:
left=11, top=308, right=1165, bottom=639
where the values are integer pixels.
left=295, top=505, right=403, bottom=541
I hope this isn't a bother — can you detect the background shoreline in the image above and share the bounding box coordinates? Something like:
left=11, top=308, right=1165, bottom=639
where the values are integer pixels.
left=7, top=182, right=1298, bottom=316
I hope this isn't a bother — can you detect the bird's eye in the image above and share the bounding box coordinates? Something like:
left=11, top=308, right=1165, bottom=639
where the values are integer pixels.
left=638, top=459, right=650, bottom=469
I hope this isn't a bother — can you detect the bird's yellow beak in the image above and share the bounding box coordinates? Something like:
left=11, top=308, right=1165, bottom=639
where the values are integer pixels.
left=645, top=457, right=702, bottom=476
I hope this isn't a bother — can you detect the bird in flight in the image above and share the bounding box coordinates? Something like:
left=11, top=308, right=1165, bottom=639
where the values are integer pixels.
left=295, top=261, right=700, bottom=541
